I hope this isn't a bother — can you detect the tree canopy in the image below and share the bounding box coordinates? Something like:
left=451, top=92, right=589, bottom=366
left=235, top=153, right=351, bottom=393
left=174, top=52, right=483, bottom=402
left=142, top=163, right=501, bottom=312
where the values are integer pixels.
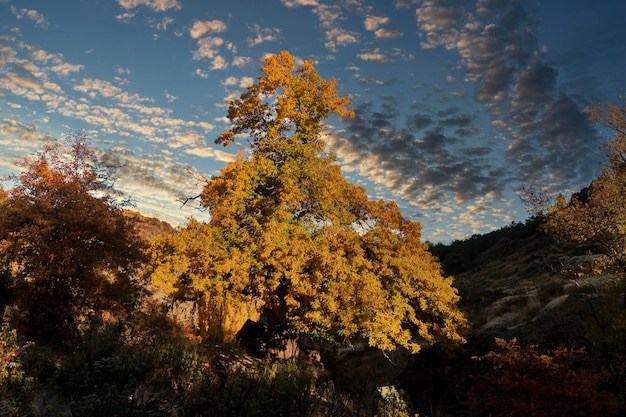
left=147, top=51, right=467, bottom=352
left=0, top=133, right=144, bottom=344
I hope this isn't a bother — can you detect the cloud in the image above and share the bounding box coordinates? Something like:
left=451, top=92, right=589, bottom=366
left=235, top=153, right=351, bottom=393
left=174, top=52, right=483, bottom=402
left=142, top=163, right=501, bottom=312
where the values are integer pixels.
left=185, top=147, right=235, bottom=162
left=49, top=63, right=84, bottom=76
left=156, top=16, right=174, bottom=30
left=211, top=56, right=227, bottom=70
left=415, top=0, right=469, bottom=33
left=10, top=6, right=48, bottom=26
left=1, top=56, right=212, bottom=145
left=221, top=76, right=238, bottom=87
left=280, top=0, right=318, bottom=7
left=1, top=72, right=45, bottom=98
left=239, top=76, right=254, bottom=88
left=364, top=15, right=389, bottom=31
left=414, top=0, right=600, bottom=194
left=73, top=78, right=153, bottom=104
left=190, top=19, right=227, bottom=39
left=164, top=90, right=177, bottom=103
left=117, top=0, right=181, bottom=12
left=168, top=131, right=204, bottom=148
left=280, top=2, right=359, bottom=52
left=330, top=96, right=507, bottom=216
left=221, top=76, right=254, bottom=89
left=314, top=4, right=343, bottom=29
left=0, top=118, right=52, bottom=144
left=192, top=36, right=225, bottom=60
left=247, top=24, right=281, bottom=47
left=115, top=12, right=136, bottom=22
left=395, top=0, right=419, bottom=8
left=116, top=66, right=131, bottom=75
left=98, top=147, right=203, bottom=221
left=232, top=56, right=252, bottom=67
left=357, top=49, right=388, bottom=63
left=324, top=27, right=359, bottom=52
left=374, top=28, right=403, bottom=39
left=194, top=69, right=209, bottom=78
left=30, top=49, right=62, bottom=63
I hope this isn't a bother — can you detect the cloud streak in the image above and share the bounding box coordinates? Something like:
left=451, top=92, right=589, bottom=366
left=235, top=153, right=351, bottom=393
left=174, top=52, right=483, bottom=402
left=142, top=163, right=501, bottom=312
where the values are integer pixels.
left=117, top=0, right=181, bottom=12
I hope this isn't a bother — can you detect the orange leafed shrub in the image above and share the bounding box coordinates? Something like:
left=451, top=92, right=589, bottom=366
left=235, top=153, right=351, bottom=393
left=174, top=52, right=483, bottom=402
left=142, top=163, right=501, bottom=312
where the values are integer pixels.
left=469, top=338, right=621, bottom=417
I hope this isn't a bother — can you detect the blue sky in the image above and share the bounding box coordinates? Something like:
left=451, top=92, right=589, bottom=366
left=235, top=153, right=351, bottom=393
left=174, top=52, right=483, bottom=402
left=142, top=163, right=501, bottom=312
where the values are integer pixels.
left=1, top=0, right=624, bottom=243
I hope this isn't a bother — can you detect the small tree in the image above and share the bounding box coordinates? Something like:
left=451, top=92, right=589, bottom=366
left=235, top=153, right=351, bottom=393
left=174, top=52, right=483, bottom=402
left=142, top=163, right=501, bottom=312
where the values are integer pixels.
left=523, top=99, right=626, bottom=303
left=148, top=52, right=468, bottom=352
left=0, top=132, right=145, bottom=345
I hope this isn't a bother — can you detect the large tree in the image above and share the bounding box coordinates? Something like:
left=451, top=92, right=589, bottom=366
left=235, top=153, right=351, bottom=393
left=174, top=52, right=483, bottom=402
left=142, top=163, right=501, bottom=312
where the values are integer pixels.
left=148, top=52, right=467, bottom=352
left=0, top=133, right=145, bottom=344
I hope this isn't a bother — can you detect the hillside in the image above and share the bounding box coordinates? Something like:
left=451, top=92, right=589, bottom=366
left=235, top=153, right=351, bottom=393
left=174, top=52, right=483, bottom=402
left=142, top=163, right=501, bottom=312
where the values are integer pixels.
left=395, top=221, right=626, bottom=416
left=124, top=209, right=176, bottom=241
left=446, top=224, right=622, bottom=347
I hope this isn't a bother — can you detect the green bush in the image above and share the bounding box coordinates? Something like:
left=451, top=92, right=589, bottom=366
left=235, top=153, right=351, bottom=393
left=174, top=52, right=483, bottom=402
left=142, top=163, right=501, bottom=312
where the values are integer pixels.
left=375, top=386, right=418, bottom=417
left=196, top=360, right=315, bottom=417
left=0, top=307, right=35, bottom=416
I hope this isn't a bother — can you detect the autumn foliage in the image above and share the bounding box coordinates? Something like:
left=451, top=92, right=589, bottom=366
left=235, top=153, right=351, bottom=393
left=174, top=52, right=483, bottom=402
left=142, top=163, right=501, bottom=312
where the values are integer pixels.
left=469, top=338, right=621, bottom=417
left=525, top=99, right=626, bottom=274
left=147, top=51, right=468, bottom=352
left=0, top=133, right=144, bottom=345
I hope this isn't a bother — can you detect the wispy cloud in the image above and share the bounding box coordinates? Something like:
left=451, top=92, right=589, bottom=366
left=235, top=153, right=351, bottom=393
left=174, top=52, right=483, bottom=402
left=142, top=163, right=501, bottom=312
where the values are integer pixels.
left=164, top=90, right=177, bottom=103
left=280, top=0, right=318, bottom=7
left=324, top=27, right=359, bottom=52
left=50, top=63, right=84, bottom=76
left=232, top=56, right=252, bottom=67
left=221, top=76, right=255, bottom=89
left=156, top=16, right=174, bottom=30
left=247, top=24, right=281, bottom=47
left=194, top=68, right=209, bottom=78
left=364, top=15, right=389, bottom=31
left=357, top=49, right=389, bottom=63
left=374, top=28, right=403, bottom=39
left=10, top=6, right=48, bottom=26
left=117, top=0, right=181, bottom=12
left=115, top=12, right=135, bottom=22
left=190, top=19, right=227, bottom=39
left=285, top=3, right=360, bottom=52
left=185, top=147, right=235, bottom=162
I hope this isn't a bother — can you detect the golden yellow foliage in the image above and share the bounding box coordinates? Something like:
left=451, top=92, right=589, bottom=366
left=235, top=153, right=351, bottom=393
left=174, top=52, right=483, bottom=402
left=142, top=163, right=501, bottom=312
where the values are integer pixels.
left=146, top=52, right=468, bottom=352
left=541, top=99, right=626, bottom=265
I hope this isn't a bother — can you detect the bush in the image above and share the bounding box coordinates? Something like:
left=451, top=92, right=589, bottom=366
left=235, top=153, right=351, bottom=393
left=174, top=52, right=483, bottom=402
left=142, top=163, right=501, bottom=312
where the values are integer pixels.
left=375, top=386, right=418, bottom=417
left=469, top=338, right=622, bottom=417
left=0, top=307, right=35, bottom=416
left=196, top=360, right=316, bottom=417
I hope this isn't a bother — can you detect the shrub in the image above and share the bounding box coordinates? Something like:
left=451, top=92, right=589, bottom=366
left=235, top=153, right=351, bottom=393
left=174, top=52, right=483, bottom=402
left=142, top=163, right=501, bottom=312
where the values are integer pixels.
left=375, top=386, right=418, bottom=417
left=0, top=307, right=35, bottom=416
left=196, top=360, right=316, bottom=417
left=469, top=338, right=622, bottom=417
